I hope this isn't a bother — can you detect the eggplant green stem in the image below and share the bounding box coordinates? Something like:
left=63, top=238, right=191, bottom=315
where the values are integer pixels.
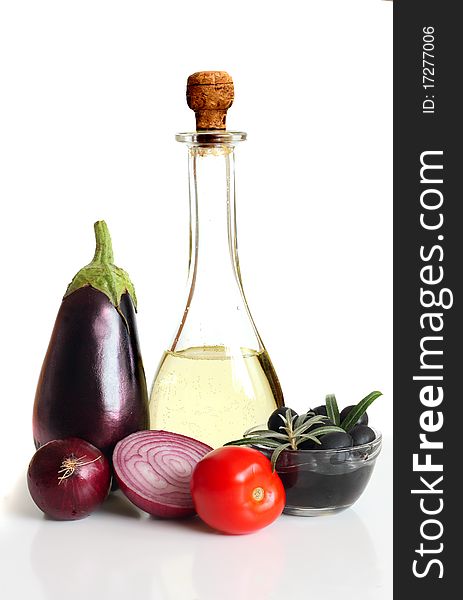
left=92, top=221, right=114, bottom=264
left=64, top=220, right=137, bottom=312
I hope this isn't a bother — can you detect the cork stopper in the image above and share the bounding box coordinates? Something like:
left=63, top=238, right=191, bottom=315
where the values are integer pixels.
left=186, top=71, right=234, bottom=131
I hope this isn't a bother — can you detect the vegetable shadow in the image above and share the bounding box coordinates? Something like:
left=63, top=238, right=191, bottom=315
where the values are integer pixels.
left=97, top=490, right=142, bottom=519
left=6, top=475, right=39, bottom=519
left=6, top=475, right=142, bottom=520
left=147, top=513, right=220, bottom=534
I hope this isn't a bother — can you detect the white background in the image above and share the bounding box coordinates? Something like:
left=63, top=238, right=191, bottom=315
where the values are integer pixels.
left=0, top=1, right=392, bottom=599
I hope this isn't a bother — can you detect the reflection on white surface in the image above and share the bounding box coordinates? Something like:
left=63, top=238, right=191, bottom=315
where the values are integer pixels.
left=0, top=444, right=392, bottom=600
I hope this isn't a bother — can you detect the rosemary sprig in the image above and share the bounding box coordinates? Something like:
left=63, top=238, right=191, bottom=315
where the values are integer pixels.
left=225, top=408, right=344, bottom=470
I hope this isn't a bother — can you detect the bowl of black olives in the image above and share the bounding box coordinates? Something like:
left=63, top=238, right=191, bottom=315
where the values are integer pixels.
left=225, top=391, right=383, bottom=516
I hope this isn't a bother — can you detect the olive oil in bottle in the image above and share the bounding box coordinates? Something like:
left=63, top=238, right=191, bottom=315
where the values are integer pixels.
left=150, top=346, right=282, bottom=448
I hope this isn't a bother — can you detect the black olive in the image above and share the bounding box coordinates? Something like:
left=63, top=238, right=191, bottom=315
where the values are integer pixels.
left=307, top=417, right=334, bottom=429
left=350, top=425, right=376, bottom=445
left=312, top=405, right=328, bottom=417
left=340, top=405, right=368, bottom=427
left=318, top=431, right=353, bottom=450
left=298, top=418, right=335, bottom=449
left=267, top=407, right=298, bottom=433
left=298, top=438, right=318, bottom=450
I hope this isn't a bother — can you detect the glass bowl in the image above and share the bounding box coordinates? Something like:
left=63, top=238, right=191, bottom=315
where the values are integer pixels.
left=256, top=430, right=382, bottom=516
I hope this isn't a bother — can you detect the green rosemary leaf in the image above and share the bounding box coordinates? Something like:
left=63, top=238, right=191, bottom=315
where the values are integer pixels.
left=325, top=394, right=340, bottom=426
left=296, top=434, right=322, bottom=445
left=274, top=410, right=294, bottom=437
left=286, top=408, right=296, bottom=423
left=277, top=413, right=288, bottom=426
left=308, top=425, right=345, bottom=437
left=270, top=443, right=292, bottom=471
left=223, top=438, right=254, bottom=446
left=243, top=430, right=289, bottom=441
left=292, top=415, right=328, bottom=437
left=341, top=391, right=383, bottom=432
left=276, top=409, right=295, bottom=429
left=243, top=423, right=267, bottom=436
left=223, top=438, right=282, bottom=449
left=294, top=414, right=308, bottom=429
left=253, top=440, right=284, bottom=448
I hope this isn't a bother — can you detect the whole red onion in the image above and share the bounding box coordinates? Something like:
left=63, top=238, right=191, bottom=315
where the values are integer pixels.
left=27, top=438, right=111, bottom=520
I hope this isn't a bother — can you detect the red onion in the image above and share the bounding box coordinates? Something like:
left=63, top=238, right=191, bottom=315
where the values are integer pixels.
left=113, top=430, right=212, bottom=518
left=27, top=438, right=111, bottom=520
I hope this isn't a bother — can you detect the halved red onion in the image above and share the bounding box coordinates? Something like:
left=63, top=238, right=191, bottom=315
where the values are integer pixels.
left=113, top=430, right=212, bottom=518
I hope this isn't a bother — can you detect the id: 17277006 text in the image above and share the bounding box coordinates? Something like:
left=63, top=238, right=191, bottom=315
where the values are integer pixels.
left=422, top=26, right=436, bottom=114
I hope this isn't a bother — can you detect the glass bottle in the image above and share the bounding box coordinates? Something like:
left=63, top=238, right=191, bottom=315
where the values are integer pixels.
left=149, top=71, right=284, bottom=448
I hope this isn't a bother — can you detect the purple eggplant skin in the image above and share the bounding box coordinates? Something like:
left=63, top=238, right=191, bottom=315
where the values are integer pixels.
left=32, top=286, right=149, bottom=460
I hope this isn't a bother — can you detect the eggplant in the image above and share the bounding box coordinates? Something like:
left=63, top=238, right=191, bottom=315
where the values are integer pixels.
left=33, top=221, right=149, bottom=461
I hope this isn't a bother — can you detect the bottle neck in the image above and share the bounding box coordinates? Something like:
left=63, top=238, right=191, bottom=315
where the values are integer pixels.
left=171, top=143, right=261, bottom=352
left=189, top=145, right=239, bottom=286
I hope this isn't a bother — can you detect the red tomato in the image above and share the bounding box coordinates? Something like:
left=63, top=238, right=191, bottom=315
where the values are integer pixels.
left=190, top=446, right=285, bottom=534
